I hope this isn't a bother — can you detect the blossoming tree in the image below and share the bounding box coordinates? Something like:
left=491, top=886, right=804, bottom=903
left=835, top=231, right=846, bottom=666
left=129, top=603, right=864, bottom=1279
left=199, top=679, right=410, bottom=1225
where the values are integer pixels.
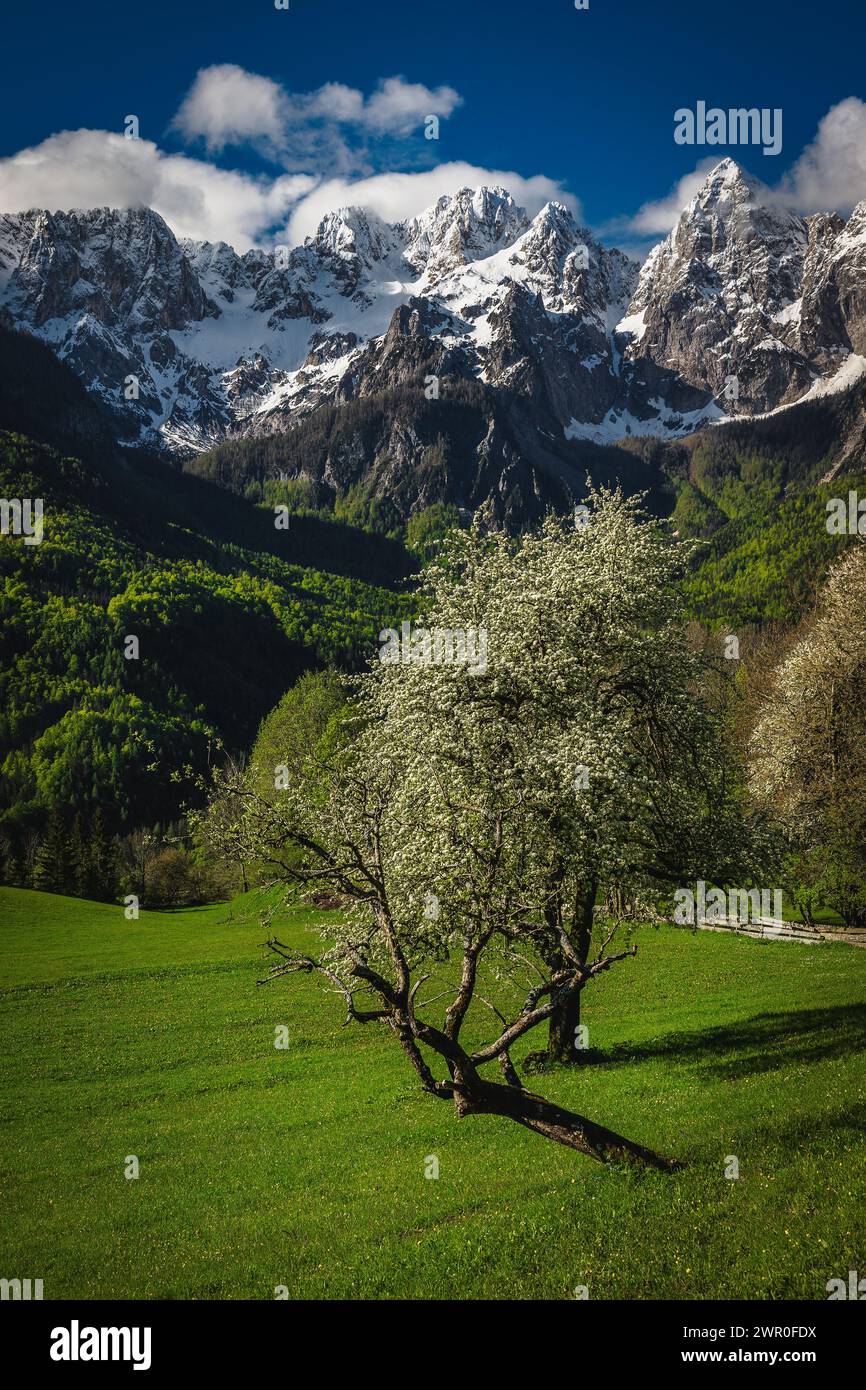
left=202, top=489, right=758, bottom=1169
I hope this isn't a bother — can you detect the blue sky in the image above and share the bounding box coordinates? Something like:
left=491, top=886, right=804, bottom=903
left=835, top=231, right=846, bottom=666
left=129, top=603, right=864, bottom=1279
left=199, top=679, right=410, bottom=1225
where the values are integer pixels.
left=1, top=0, right=865, bottom=251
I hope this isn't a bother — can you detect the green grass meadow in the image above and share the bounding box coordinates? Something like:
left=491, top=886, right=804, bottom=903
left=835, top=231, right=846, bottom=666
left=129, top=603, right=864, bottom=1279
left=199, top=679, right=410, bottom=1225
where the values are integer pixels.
left=1, top=885, right=864, bottom=1300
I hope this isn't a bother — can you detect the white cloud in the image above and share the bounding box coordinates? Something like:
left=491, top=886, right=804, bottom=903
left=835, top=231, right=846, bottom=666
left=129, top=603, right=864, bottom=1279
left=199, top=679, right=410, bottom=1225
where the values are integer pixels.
left=285, top=163, right=578, bottom=243
left=170, top=66, right=462, bottom=173
left=171, top=65, right=290, bottom=156
left=0, top=130, right=314, bottom=251
left=778, top=96, right=866, bottom=213
left=306, top=83, right=365, bottom=124
left=0, top=129, right=570, bottom=254
left=363, top=77, right=461, bottom=135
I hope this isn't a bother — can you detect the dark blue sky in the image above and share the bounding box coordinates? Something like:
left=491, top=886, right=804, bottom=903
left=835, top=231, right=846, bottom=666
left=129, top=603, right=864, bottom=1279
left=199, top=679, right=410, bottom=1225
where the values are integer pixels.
left=2, top=0, right=864, bottom=228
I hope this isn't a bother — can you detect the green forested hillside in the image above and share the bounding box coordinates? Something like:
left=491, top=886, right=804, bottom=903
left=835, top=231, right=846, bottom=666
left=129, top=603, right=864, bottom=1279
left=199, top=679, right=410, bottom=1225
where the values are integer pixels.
left=680, top=479, right=864, bottom=627
left=651, top=417, right=866, bottom=628
left=0, top=429, right=415, bottom=857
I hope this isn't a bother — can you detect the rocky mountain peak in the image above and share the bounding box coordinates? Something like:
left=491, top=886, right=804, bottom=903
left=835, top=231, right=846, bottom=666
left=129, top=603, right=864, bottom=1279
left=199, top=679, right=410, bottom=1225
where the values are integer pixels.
left=312, top=205, right=397, bottom=268
left=620, top=158, right=822, bottom=414
left=840, top=199, right=866, bottom=247
left=690, top=157, right=761, bottom=213
left=6, top=204, right=214, bottom=335
left=403, top=185, right=529, bottom=277
left=675, top=157, right=805, bottom=253
left=504, top=201, right=635, bottom=317
left=1, top=173, right=864, bottom=458
left=181, top=238, right=250, bottom=301
left=519, top=200, right=584, bottom=258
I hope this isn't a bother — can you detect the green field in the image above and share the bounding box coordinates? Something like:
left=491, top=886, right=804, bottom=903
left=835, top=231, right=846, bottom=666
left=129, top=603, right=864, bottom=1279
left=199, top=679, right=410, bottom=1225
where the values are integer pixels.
left=1, top=885, right=864, bottom=1300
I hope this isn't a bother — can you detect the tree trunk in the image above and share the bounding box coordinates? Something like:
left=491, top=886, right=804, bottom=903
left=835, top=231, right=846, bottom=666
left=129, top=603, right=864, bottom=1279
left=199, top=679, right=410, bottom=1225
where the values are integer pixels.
left=456, top=1076, right=682, bottom=1171
left=547, top=982, right=585, bottom=1063
left=546, top=883, right=596, bottom=1063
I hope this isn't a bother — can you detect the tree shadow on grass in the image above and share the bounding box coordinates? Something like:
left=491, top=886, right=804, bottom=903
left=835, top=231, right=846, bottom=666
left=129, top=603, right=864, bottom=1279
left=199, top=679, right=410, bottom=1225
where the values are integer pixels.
left=592, top=1005, right=866, bottom=1080
left=753, top=1098, right=866, bottom=1149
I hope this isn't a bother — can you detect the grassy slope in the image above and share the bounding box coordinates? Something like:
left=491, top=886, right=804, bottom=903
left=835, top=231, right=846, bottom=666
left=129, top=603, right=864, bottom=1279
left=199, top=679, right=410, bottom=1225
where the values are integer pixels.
left=1, top=885, right=865, bottom=1300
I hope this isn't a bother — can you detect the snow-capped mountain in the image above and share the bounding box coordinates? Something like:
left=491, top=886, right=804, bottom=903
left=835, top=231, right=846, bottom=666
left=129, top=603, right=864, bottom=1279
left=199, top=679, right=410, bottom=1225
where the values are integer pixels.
left=620, top=158, right=866, bottom=421
left=1, top=162, right=864, bottom=461
left=0, top=186, right=662, bottom=453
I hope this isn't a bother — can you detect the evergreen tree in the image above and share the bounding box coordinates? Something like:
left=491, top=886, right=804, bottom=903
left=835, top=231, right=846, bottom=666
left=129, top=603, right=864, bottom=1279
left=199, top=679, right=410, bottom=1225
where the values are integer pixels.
left=0, top=832, right=18, bottom=887
left=33, top=809, right=74, bottom=895
left=69, top=814, right=91, bottom=898
left=90, top=809, right=119, bottom=902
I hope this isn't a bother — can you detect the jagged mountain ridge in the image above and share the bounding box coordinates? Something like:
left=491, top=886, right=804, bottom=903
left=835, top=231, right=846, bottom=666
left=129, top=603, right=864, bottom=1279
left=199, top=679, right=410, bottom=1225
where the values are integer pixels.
left=0, top=187, right=641, bottom=453
left=620, top=159, right=866, bottom=427
left=1, top=161, right=864, bottom=467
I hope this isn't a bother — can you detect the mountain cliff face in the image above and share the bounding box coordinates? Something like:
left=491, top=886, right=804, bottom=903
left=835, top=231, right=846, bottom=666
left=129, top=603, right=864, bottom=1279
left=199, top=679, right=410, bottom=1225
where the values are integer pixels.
left=622, top=159, right=866, bottom=419
left=1, top=161, right=864, bottom=515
